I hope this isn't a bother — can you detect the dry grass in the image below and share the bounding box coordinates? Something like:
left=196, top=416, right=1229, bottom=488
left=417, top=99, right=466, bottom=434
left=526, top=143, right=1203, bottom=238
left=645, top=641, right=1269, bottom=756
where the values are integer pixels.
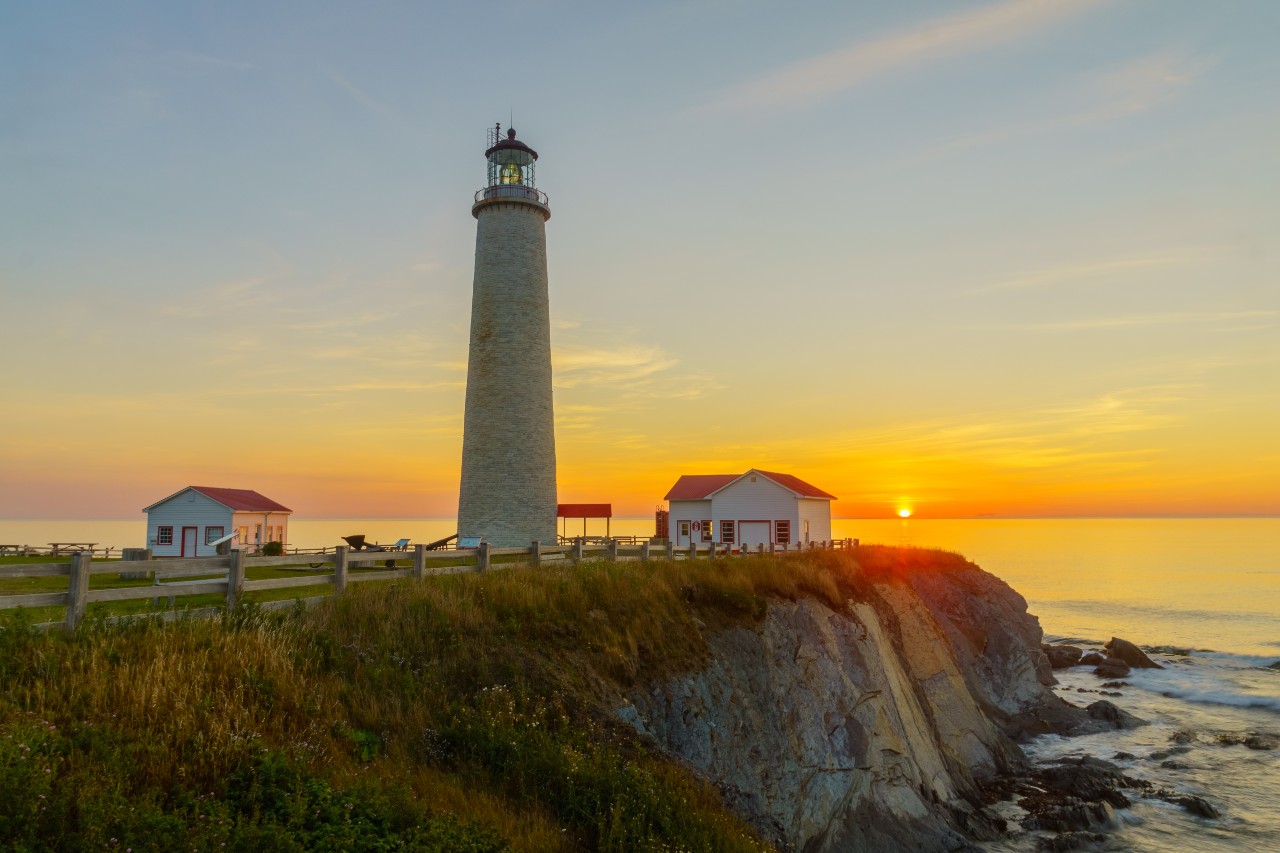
left=2, top=608, right=341, bottom=788
left=0, top=546, right=967, bottom=851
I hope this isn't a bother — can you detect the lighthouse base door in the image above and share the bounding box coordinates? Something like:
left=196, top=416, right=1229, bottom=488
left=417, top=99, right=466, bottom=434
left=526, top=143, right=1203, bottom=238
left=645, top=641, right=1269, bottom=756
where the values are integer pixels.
left=738, top=521, right=770, bottom=550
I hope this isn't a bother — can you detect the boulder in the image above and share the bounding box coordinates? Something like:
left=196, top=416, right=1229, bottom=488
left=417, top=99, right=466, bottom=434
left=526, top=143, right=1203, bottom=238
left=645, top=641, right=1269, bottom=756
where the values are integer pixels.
left=1093, top=657, right=1131, bottom=679
left=1168, top=794, right=1220, bottom=819
left=1085, top=700, right=1145, bottom=730
left=1037, top=758, right=1133, bottom=807
left=1215, top=732, right=1278, bottom=751
left=1080, top=652, right=1105, bottom=666
left=1245, top=734, right=1279, bottom=751
left=1023, top=800, right=1118, bottom=833
left=1020, top=755, right=1147, bottom=836
left=1044, top=644, right=1084, bottom=669
left=1104, top=637, right=1163, bottom=669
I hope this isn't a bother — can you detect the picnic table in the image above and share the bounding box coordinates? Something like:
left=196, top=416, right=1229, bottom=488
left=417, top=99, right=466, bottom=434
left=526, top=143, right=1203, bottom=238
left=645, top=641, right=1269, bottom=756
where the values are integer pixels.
left=48, top=542, right=97, bottom=556
left=0, top=545, right=29, bottom=556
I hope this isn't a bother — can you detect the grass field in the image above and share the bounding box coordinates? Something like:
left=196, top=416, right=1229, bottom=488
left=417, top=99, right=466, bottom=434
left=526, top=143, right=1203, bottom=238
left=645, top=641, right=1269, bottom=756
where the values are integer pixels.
left=0, top=545, right=975, bottom=851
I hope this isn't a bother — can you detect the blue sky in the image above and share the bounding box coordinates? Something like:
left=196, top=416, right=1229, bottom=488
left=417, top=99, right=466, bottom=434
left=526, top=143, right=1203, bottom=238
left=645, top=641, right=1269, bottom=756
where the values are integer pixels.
left=3, top=1, right=1278, bottom=519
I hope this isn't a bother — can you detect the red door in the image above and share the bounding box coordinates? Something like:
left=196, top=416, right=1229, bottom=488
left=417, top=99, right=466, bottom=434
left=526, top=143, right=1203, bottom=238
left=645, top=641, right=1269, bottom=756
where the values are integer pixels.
left=181, top=526, right=198, bottom=557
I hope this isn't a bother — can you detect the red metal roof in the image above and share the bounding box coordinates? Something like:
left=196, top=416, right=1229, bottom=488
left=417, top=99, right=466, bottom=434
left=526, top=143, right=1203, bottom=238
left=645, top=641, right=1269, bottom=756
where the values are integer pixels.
left=557, top=503, right=612, bottom=518
left=190, top=487, right=292, bottom=513
left=663, top=474, right=739, bottom=501
left=664, top=470, right=836, bottom=501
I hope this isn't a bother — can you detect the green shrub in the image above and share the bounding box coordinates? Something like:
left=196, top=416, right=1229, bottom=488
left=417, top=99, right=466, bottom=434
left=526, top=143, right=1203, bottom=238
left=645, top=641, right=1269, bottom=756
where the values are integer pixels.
left=262, top=540, right=285, bottom=557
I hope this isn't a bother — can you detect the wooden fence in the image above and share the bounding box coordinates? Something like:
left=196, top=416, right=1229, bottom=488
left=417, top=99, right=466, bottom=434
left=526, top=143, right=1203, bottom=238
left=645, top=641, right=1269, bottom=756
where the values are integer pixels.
left=0, top=539, right=856, bottom=632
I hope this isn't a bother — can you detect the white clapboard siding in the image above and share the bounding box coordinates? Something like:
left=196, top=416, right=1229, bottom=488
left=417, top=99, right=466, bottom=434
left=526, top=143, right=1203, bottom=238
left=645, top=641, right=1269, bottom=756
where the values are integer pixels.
left=668, top=500, right=712, bottom=547
left=663, top=470, right=833, bottom=547
left=712, top=475, right=797, bottom=545
left=147, top=489, right=233, bottom=558
left=798, top=498, right=832, bottom=543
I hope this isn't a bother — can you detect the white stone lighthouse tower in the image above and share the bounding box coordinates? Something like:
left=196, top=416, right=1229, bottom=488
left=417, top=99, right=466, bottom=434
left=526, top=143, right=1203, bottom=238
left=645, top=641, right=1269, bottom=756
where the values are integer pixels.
left=457, top=124, right=557, bottom=546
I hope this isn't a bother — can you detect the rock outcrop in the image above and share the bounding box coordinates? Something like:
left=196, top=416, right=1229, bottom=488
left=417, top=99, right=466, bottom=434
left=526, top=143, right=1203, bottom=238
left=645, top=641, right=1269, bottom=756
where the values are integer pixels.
left=1093, top=657, right=1132, bottom=679
left=1104, top=637, right=1164, bottom=669
left=1043, top=643, right=1083, bottom=669
left=621, top=558, right=1094, bottom=852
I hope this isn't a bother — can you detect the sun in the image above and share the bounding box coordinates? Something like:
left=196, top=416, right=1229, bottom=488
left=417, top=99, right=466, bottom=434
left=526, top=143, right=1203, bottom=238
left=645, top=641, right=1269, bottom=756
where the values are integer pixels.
left=898, top=508, right=912, bottom=518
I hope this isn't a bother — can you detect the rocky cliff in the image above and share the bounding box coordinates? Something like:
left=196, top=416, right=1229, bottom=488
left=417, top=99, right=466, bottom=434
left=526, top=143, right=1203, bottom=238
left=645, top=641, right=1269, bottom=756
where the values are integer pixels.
left=619, top=556, right=1085, bottom=852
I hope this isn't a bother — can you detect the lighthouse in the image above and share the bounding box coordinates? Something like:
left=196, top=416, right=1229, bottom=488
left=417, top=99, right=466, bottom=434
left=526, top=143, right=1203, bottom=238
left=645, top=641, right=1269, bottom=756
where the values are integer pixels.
left=457, top=125, right=558, bottom=547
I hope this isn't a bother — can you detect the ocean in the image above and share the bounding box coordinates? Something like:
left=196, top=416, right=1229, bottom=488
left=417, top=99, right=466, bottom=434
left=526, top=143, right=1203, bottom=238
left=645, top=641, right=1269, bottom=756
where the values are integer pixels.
left=3, top=516, right=1276, bottom=850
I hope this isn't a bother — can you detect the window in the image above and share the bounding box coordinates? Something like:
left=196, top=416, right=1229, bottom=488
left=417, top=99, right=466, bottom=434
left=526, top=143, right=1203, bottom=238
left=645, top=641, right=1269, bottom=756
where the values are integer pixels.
left=803, top=519, right=810, bottom=542
left=156, top=526, right=173, bottom=546
left=775, top=520, right=790, bottom=545
left=205, top=526, right=225, bottom=545
left=238, top=526, right=249, bottom=544
left=701, top=519, right=712, bottom=542
left=254, top=524, right=263, bottom=543
left=720, top=520, right=735, bottom=544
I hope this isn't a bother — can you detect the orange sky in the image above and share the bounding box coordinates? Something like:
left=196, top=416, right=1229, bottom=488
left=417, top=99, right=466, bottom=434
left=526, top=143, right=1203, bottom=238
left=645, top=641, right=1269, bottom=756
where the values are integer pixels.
left=3, top=2, right=1277, bottom=520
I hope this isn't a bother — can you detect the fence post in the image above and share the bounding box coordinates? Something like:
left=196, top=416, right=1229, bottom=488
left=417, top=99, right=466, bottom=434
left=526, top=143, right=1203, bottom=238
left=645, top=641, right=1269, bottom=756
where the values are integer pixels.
left=412, top=544, right=426, bottom=581
left=607, top=539, right=619, bottom=561
left=64, top=551, right=91, bottom=632
left=640, top=540, right=651, bottom=561
left=333, top=545, right=348, bottom=595
left=225, top=548, right=246, bottom=610
left=665, top=540, right=674, bottom=560
left=120, top=547, right=152, bottom=580
left=572, top=538, right=584, bottom=564
left=689, top=543, right=697, bottom=560
left=530, top=540, right=541, bottom=567
left=478, top=541, right=491, bottom=571
left=709, top=542, right=718, bottom=559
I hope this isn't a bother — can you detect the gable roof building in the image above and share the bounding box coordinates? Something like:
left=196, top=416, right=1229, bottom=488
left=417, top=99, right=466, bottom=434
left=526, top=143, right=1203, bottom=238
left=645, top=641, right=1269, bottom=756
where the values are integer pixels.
left=143, top=486, right=292, bottom=557
left=663, top=469, right=835, bottom=549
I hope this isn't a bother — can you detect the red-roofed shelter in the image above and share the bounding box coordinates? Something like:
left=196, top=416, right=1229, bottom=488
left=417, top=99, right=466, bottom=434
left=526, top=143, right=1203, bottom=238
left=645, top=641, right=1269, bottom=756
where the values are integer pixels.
left=557, top=503, right=613, bottom=539
left=143, top=486, right=293, bottom=557
left=663, top=469, right=836, bottom=549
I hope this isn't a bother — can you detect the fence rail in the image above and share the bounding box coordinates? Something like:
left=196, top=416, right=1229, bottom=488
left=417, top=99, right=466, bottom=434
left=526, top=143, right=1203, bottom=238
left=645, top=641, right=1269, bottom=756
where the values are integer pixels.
left=0, top=538, right=857, bottom=632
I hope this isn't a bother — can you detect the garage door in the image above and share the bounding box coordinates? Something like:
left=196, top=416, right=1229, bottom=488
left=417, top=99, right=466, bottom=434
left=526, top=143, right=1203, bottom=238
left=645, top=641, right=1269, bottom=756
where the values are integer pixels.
left=738, top=521, right=770, bottom=549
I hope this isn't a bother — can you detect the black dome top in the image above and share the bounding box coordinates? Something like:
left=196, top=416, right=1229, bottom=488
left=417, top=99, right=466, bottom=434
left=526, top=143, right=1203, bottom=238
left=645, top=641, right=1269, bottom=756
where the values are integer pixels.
left=485, top=128, right=538, bottom=161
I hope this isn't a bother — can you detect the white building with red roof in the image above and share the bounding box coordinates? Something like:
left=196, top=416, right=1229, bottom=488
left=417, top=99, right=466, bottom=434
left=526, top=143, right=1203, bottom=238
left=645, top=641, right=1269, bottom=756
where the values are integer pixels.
left=662, top=469, right=836, bottom=549
left=142, top=486, right=293, bottom=557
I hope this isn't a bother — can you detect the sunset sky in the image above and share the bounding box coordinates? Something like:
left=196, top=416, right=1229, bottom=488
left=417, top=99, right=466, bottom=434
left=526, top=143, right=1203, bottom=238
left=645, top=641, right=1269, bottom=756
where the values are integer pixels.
left=3, top=1, right=1278, bottom=520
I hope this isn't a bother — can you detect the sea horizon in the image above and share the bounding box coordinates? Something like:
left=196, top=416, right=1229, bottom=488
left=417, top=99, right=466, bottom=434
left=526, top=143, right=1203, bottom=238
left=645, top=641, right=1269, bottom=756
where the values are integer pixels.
left=5, top=516, right=1275, bottom=656
left=4, top=513, right=1277, bottom=522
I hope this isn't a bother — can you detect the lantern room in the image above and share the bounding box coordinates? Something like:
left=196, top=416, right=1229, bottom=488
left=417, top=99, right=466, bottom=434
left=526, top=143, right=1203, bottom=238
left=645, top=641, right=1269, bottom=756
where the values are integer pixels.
left=473, top=124, right=550, bottom=217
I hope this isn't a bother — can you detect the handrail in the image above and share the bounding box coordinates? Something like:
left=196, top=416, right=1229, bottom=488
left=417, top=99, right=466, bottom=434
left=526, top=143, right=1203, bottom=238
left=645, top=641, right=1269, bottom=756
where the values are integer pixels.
left=473, top=185, right=549, bottom=206
left=0, top=538, right=858, bottom=630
